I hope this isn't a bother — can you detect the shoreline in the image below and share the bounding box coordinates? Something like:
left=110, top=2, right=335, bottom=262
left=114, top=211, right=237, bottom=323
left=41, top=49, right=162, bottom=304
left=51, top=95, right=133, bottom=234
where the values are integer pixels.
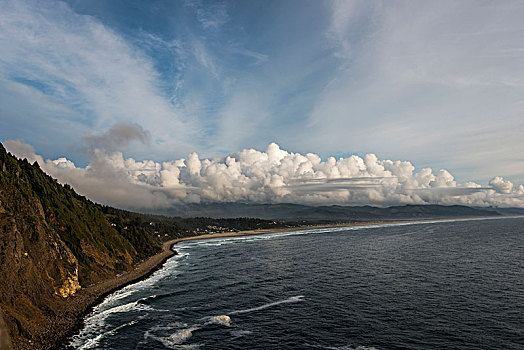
left=56, top=215, right=510, bottom=349
left=55, top=220, right=398, bottom=349
left=56, top=239, right=180, bottom=350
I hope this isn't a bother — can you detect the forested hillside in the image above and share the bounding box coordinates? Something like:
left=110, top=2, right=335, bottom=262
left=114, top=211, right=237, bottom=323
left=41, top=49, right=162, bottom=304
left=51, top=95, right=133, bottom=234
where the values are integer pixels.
left=0, top=143, right=161, bottom=348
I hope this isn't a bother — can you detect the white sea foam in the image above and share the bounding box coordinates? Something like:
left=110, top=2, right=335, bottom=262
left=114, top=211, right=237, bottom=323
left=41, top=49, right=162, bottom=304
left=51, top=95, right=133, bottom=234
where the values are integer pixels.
left=87, top=251, right=187, bottom=314
left=198, top=242, right=225, bottom=246
left=144, top=314, right=233, bottom=349
left=76, top=333, right=104, bottom=350
left=101, top=289, right=137, bottom=304
left=147, top=322, right=188, bottom=333
left=168, top=327, right=199, bottom=344
left=143, top=315, right=232, bottom=349
left=144, top=325, right=200, bottom=349
left=230, top=295, right=305, bottom=315
left=73, top=319, right=139, bottom=349
left=230, top=329, right=252, bottom=338
left=207, top=315, right=231, bottom=326
left=101, top=301, right=151, bottom=316
left=84, top=300, right=152, bottom=330
left=69, top=301, right=153, bottom=349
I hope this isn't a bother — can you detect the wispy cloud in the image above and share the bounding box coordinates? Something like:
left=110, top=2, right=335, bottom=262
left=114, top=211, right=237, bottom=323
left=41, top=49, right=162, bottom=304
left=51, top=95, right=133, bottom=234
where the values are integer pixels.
left=186, top=0, right=230, bottom=30
left=1, top=0, right=523, bottom=188
left=304, top=0, right=524, bottom=183
left=0, top=0, right=198, bottom=156
left=192, top=41, right=220, bottom=78
left=230, top=48, right=269, bottom=67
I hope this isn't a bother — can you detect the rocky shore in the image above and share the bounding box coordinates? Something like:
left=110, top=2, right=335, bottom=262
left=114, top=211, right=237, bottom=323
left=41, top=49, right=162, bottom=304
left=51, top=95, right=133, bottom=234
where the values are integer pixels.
left=3, top=239, right=177, bottom=350
left=53, top=239, right=179, bottom=350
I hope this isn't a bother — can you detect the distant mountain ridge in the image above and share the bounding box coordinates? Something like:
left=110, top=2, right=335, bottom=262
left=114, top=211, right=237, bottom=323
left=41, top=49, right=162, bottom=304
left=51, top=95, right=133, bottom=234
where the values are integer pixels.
left=157, top=202, right=521, bottom=221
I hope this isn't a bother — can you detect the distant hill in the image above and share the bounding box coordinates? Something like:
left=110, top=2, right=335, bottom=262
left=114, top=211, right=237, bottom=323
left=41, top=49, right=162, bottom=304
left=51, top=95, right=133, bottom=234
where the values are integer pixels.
left=157, top=202, right=519, bottom=221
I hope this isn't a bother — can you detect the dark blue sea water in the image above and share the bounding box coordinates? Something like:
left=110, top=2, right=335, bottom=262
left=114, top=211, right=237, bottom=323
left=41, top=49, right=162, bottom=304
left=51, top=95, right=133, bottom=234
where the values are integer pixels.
left=69, top=217, right=524, bottom=349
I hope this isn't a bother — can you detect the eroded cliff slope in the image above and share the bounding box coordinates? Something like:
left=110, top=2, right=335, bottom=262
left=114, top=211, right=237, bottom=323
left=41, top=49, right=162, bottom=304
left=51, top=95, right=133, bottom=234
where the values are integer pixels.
left=0, top=143, right=159, bottom=348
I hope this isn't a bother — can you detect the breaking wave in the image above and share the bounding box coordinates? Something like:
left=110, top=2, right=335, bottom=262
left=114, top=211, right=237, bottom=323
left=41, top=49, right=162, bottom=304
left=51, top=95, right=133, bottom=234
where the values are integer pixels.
left=71, top=300, right=152, bottom=346
left=144, top=324, right=200, bottom=348
left=75, top=320, right=139, bottom=350
left=144, top=315, right=232, bottom=348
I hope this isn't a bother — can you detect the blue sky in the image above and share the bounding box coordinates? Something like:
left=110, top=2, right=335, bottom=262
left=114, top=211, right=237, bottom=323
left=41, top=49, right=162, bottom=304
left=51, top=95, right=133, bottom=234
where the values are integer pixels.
left=1, top=0, right=524, bottom=185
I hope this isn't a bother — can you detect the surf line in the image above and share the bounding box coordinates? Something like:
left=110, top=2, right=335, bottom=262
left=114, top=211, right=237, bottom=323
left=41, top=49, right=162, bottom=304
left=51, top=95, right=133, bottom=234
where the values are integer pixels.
left=230, top=295, right=305, bottom=315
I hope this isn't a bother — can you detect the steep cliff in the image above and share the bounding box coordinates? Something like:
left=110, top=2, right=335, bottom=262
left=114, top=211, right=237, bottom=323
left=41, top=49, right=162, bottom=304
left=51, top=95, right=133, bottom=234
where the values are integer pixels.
left=0, top=143, right=160, bottom=348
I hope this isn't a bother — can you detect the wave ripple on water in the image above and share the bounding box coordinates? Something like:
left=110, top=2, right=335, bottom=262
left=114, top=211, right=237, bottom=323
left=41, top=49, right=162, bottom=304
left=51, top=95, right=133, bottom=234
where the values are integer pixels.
left=70, top=217, right=524, bottom=349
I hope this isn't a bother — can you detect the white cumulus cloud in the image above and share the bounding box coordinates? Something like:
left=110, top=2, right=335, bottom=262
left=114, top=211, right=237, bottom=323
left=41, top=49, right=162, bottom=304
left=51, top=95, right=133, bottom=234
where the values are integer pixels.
left=4, top=140, right=524, bottom=210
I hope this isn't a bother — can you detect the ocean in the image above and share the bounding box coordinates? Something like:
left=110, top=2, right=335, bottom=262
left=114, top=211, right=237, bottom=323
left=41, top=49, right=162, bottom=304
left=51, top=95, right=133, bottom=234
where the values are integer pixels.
left=69, top=217, right=524, bottom=349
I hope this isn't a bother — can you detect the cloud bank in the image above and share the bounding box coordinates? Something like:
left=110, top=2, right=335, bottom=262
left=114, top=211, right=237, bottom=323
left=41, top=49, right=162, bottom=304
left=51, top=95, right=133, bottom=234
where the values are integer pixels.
left=5, top=140, right=524, bottom=210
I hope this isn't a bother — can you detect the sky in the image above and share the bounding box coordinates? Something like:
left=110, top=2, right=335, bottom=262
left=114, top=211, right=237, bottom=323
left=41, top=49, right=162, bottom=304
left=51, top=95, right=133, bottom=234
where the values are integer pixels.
left=1, top=0, right=524, bottom=209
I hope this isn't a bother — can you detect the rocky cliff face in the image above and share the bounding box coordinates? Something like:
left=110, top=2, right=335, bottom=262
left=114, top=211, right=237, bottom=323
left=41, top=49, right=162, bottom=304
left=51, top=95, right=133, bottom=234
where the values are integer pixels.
left=0, top=143, right=160, bottom=348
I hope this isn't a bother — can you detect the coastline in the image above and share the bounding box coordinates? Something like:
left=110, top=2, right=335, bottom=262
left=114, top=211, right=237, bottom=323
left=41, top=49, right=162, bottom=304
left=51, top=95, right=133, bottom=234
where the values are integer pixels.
left=55, top=239, right=180, bottom=350
left=54, top=221, right=388, bottom=349
left=55, top=216, right=502, bottom=349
